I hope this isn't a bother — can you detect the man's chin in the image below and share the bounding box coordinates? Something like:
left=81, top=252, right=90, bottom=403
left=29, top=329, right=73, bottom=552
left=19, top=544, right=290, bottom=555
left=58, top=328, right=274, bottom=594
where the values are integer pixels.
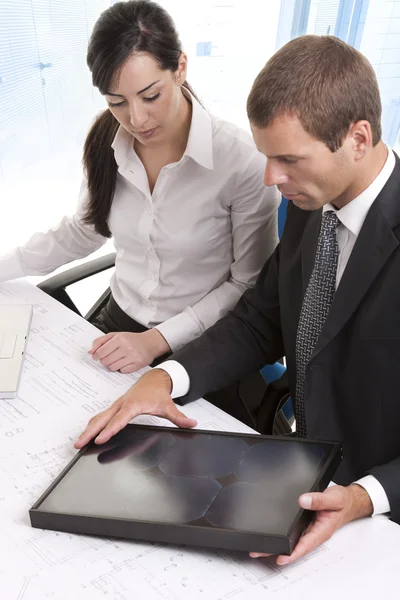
left=290, top=196, right=319, bottom=211
left=291, top=197, right=310, bottom=210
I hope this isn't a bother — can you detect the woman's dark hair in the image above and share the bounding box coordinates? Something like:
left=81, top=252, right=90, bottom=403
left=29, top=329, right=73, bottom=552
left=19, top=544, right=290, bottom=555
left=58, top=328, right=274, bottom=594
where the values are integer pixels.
left=83, top=0, right=200, bottom=236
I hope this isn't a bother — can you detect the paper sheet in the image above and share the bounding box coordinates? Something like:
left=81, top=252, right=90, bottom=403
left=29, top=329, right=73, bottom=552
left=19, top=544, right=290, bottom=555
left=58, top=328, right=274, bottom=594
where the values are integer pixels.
left=1, top=280, right=400, bottom=599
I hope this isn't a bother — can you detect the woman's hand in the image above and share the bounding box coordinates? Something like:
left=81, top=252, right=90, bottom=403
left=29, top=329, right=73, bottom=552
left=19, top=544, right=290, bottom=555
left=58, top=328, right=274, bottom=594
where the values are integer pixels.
left=89, top=329, right=170, bottom=373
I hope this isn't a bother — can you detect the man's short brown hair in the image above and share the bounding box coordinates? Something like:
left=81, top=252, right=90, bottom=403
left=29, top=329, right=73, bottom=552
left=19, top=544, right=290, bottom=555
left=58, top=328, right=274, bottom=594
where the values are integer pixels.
left=247, top=35, right=382, bottom=152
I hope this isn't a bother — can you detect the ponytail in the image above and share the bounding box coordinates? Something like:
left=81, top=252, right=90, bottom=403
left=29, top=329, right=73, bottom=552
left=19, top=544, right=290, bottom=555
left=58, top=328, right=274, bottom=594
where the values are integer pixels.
left=82, top=110, right=120, bottom=237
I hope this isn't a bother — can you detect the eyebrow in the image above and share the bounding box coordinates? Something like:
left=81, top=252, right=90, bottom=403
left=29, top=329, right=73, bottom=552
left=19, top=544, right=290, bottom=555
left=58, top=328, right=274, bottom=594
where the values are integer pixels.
left=106, top=80, right=161, bottom=97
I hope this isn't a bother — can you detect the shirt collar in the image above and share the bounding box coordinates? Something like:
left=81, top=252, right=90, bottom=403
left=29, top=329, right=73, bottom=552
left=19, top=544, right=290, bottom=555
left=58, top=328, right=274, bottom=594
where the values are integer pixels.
left=110, top=91, right=214, bottom=171
left=111, top=124, right=137, bottom=170
left=323, top=147, right=395, bottom=236
left=183, top=91, right=214, bottom=170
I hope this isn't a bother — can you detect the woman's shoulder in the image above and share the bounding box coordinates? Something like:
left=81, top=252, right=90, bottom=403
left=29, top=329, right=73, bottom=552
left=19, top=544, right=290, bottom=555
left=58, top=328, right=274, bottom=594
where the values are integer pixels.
left=209, top=113, right=265, bottom=171
left=210, top=113, right=260, bottom=157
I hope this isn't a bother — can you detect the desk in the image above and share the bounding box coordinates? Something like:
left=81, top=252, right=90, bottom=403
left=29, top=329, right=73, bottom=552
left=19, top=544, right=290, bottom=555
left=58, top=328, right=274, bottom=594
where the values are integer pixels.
left=1, top=280, right=399, bottom=600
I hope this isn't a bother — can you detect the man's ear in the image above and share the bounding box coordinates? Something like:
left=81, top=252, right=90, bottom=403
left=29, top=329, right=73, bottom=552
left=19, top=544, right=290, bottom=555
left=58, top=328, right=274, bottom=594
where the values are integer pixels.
left=347, top=120, right=373, bottom=160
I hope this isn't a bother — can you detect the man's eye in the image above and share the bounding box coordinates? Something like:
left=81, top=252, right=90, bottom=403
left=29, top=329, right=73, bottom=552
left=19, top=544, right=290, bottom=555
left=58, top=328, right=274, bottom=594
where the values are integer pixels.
left=280, top=157, right=297, bottom=164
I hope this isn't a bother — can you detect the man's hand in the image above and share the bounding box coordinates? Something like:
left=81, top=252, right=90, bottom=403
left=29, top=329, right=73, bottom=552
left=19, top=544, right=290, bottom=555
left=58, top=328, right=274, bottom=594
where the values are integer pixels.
left=74, top=368, right=197, bottom=449
left=250, top=484, right=373, bottom=566
left=89, top=329, right=170, bottom=373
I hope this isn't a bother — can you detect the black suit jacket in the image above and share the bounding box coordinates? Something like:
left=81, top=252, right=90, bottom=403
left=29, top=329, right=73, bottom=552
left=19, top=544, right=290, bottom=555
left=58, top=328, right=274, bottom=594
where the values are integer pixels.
left=172, top=155, right=400, bottom=525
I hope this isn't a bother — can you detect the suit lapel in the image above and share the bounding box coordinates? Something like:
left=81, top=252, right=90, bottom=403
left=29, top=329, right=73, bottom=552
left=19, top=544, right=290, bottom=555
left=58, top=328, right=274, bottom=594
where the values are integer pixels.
left=312, top=176, right=400, bottom=361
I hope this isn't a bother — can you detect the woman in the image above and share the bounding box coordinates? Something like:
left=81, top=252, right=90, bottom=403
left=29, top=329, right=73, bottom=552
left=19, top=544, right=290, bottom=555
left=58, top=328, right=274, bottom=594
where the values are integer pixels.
left=0, top=0, right=279, bottom=374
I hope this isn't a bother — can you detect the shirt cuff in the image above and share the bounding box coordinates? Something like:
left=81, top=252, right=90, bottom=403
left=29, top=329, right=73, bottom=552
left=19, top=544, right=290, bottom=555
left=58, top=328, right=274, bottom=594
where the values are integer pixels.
left=355, top=475, right=390, bottom=515
left=0, top=250, right=26, bottom=283
left=157, top=360, right=190, bottom=399
left=155, top=308, right=202, bottom=352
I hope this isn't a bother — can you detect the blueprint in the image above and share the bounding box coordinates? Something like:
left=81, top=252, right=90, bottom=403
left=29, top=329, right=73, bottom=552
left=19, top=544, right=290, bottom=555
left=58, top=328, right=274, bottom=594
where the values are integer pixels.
left=1, top=280, right=400, bottom=600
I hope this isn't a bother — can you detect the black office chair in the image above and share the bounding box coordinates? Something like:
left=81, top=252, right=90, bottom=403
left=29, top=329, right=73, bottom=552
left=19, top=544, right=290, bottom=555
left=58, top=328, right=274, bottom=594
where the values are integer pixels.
left=37, top=252, right=116, bottom=322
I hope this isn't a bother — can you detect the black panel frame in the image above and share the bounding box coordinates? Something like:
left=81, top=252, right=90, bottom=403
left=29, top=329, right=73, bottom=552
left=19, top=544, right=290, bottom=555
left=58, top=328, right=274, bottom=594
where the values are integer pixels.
left=30, top=425, right=342, bottom=556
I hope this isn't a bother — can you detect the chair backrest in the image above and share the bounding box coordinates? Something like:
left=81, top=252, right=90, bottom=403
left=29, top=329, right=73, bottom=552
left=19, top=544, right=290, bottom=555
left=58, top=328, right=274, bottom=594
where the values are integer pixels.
left=278, top=196, right=288, bottom=238
left=260, top=361, right=286, bottom=384
left=260, top=194, right=288, bottom=386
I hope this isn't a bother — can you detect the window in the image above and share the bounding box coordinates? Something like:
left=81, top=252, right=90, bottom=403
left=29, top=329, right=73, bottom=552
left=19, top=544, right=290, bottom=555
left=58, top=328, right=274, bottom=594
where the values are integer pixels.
left=276, top=0, right=400, bottom=150
left=1, top=0, right=399, bottom=257
left=0, top=0, right=110, bottom=251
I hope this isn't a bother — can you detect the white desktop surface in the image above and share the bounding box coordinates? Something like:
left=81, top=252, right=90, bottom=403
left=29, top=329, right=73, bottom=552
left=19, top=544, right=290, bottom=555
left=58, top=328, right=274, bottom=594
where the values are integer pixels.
left=0, top=280, right=399, bottom=600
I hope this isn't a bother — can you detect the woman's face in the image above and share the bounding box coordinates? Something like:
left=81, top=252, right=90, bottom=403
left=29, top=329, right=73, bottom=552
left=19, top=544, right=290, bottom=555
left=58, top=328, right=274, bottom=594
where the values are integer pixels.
left=104, top=52, right=188, bottom=145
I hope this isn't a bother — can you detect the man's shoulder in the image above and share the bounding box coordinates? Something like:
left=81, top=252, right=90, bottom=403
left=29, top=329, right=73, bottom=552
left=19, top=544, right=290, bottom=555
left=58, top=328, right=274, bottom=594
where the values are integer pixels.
left=285, top=200, right=319, bottom=224
left=280, top=202, right=320, bottom=244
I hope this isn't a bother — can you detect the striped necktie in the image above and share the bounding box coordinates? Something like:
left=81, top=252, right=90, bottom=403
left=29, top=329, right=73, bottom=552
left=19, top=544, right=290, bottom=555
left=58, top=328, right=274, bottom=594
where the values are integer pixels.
left=295, top=210, right=340, bottom=437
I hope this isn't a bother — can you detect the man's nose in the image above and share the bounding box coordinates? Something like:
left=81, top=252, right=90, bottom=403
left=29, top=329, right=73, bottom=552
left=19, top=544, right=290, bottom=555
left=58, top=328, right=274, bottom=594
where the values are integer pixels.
left=263, top=161, right=289, bottom=187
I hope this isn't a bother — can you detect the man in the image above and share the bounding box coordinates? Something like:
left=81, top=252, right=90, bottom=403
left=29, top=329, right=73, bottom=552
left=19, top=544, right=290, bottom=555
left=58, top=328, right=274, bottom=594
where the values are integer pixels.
left=76, top=35, right=400, bottom=564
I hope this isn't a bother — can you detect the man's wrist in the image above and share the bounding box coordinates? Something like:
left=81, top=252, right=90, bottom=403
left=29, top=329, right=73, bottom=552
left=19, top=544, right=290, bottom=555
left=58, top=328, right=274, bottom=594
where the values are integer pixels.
left=158, top=360, right=190, bottom=399
left=140, top=367, right=173, bottom=394
left=347, top=483, right=374, bottom=521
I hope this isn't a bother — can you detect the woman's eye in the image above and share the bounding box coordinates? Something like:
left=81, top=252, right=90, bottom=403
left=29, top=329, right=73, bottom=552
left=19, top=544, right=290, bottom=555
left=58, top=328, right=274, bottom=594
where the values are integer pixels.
left=143, top=93, right=161, bottom=103
left=108, top=100, right=126, bottom=107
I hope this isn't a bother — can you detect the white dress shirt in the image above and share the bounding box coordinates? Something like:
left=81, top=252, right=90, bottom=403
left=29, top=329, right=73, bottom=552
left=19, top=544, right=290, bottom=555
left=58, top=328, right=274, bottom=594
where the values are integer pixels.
left=162, top=148, right=395, bottom=516
left=0, top=97, right=279, bottom=351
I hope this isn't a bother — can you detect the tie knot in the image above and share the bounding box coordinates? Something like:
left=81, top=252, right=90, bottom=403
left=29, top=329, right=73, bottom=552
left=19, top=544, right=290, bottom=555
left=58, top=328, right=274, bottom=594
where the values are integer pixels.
left=322, top=210, right=340, bottom=231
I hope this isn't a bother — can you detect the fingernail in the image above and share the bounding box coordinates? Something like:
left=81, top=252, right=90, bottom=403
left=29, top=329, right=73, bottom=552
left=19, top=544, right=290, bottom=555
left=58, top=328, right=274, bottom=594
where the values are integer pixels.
left=300, top=494, right=312, bottom=509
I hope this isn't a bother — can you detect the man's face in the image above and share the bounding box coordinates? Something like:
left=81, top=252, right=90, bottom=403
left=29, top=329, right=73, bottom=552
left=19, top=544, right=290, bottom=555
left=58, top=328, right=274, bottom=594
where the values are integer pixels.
left=251, top=115, right=356, bottom=210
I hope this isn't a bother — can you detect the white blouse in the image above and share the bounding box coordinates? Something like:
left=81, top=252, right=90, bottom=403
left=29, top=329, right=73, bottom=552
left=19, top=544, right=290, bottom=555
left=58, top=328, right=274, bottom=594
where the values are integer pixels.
left=0, top=97, right=280, bottom=350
